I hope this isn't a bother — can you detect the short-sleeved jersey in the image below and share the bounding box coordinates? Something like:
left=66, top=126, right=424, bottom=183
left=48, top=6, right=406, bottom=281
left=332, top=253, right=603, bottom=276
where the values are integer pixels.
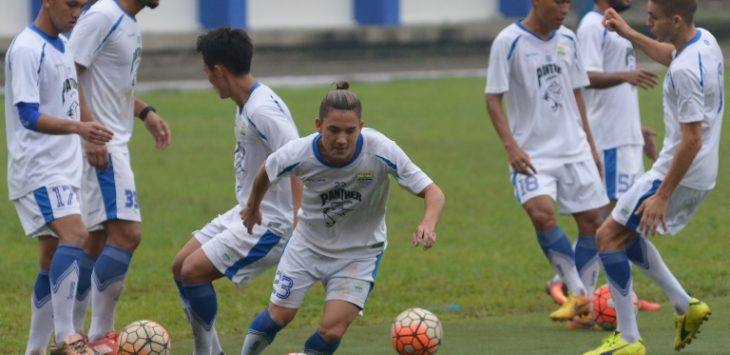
left=265, top=128, right=433, bottom=259
left=236, top=82, right=300, bottom=238
left=577, top=10, right=643, bottom=150
left=486, top=22, right=593, bottom=166
left=651, top=29, right=724, bottom=191
left=4, top=25, right=82, bottom=200
left=69, top=0, right=142, bottom=152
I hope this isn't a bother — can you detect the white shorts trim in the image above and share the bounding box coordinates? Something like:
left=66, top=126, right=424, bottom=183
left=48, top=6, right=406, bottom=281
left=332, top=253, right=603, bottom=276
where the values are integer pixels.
left=13, top=185, right=82, bottom=237
left=511, top=160, right=609, bottom=214
left=269, top=235, right=383, bottom=310
left=196, top=205, right=286, bottom=286
left=81, top=151, right=141, bottom=230
left=612, top=172, right=708, bottom=235
left=601, top=145, right=645, bottom=200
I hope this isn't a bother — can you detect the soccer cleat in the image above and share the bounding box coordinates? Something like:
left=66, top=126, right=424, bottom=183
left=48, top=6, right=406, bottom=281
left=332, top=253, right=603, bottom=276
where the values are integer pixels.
left=550, top=292, right=591, bottom=321
left=674, top=298, right=711, bottom=351
left=88, top=331, right=119, bottom=355
left=545, top=279, right=568, bottom=305
left=50, top=333, right=93, bottom=355
left=583, top=331, right=646, bottom=355
left=568, top=313, right=603, bottom=330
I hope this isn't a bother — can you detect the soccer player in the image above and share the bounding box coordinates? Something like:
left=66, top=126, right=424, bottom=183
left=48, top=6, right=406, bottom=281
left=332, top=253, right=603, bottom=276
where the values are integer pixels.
left=170, top=28, right=301, bottom=355
left=240, top=82, right=445, bottom=355
left=485, top=0, right=608, bottom=321
left=67, top=0, right=171, bottom=350
left=4, top=0, right=113, bottom=353
left=584, top=0, right=723, bottom=353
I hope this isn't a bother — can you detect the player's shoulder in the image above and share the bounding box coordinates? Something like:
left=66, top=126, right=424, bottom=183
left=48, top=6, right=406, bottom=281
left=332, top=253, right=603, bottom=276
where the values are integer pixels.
left=671, top=29, right=720, bottom=70
left=494, top=23, right=523, bottom=44
left=557, top=25, right=577, bottom=41
left=246, top=83, right=290, bottom=117
left=84, top=0, right=125, bottom=18
left=577, top=11, right=604, bottom=34
left=7, top=28, right=43, bottom=57
left=361, top=128, right=399, bottom=153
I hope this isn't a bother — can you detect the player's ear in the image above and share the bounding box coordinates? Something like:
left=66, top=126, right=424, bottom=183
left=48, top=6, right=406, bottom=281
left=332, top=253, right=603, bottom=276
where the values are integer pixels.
left=359, top=120, right=365, bottom=129
left=315, top=116, right=323, bottom=132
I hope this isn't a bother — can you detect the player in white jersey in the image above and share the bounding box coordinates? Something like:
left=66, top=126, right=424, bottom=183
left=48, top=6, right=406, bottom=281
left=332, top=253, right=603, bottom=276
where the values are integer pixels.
left=67, top=0, right=171, bottom=351
left=4, top=1, right=113, bottom=353
left=485, top=0, right=608, bottom=322
left=240, top=82, right=445, bottom=355
left=168, top=28, right=301, bottom=355
left=585, top=1, right=723, bottom=353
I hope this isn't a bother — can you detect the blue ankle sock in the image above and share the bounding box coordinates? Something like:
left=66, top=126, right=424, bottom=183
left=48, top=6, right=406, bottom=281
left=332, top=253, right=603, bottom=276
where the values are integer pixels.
left=304, top=331, right=341, bottom=354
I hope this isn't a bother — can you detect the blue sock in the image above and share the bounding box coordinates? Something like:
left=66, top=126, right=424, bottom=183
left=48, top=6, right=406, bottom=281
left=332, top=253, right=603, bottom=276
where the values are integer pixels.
left=536, top=226, right=574, bottom=259
left=304, top=331, right=341, bottom=354
left=599, top=250, right=632, bottom=297
left=625, top=236, right=649, bottom=268
left=93, top=245, right=132, bottom=290
left=574, top=236, right=597, bottom=272
left=183, top=283, right=217, bottom=331
left=77, top=252, right=96, bottom=301
left=248, top=308, right=283, bottom=343
left=33, top=270, right=52, bottom=307
left=50, top=244, right=82, bottom=287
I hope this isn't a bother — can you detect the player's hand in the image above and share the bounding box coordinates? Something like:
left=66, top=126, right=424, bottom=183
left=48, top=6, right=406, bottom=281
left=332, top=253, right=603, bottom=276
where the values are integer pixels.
left=85, top=142, right=109, bottom=170
left=143, top=112, right=172, bottom=149
left=635, top=195, right=669, bottom=236
left=241, top=206, right=262, bottom=235
left=507, top=146, right=536, bottom=175
left=79, top=121, right=113, bottom=145
left=642, top=127, right=658, bottom=161
left=603, top=8, right=631, bottom=37
left=625, top=70, right=658, bottom=89
left=412, top=224, right=437, bottom=250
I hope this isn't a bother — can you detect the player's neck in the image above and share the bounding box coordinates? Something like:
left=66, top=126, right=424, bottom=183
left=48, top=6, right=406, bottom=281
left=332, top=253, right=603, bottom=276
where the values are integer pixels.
left=118, top=0, right=145, bottom=16
left=673, top=25, right=697, bottom=54
left=522, top=14, right=553, bottom=39
left=33, top=15, right=60, bottom=37
left=231, top=74, right=256, bottom=107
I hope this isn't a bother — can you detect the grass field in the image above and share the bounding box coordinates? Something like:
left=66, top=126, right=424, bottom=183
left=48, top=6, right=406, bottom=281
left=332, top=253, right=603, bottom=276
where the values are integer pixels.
left=1, top=76, right=729, bottom=353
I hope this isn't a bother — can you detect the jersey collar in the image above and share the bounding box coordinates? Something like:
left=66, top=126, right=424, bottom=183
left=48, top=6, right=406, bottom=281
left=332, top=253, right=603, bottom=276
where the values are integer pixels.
left=312, top=133, right=364, bottom=168
left=516, top=20, right=556, bottom=42
left=675, top=29, right=702, bottom=59
left=29, top=24, right=65, bottom=53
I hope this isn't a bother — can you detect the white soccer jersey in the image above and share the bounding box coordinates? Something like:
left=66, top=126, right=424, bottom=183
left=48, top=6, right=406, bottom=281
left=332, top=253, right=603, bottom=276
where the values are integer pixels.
left=265, top=128, right=433, bottom=259
left=651, top=29, right=724, bottom=191
left=236, top=82, right=300, bottom=237
left=577, top=10, right=643, bottom=150
left=4, top=25, right=82, bottom=200
left=69, top=0, right=142, bottom=152
left=486, top=22, right=593, bottom=166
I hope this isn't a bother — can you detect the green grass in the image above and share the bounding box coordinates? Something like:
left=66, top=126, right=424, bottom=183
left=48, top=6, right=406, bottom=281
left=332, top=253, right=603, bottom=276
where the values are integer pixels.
left=1, top=75, right=729, bottom=353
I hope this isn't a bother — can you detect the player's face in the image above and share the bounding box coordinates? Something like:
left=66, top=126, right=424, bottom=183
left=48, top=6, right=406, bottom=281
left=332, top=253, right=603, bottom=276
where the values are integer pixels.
left=315, top=109, right=364, bottom=166
left=535, top=0, right=570, bottom=30
left=646, top=1, right=675, bottom=42
left=138, top=0, right=160, bottom=9
left=46, top=0, right=87, bottom=33
left=609, top=0, right=631, bottom=13
left=204, top=64, right=230, bottom=99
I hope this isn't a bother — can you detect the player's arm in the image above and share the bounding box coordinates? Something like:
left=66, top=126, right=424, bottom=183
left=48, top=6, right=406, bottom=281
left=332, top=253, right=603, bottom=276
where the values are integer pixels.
left=17, top=103, right=113, bottom=144
left=134, top=97, right=171, bottom=149
left=636, top=121, right=701, bottom=236
left=574, top=89, right=603, bottom=177
left=242, top=163, right=272, bottom=234
left=587, top=70, right=658, bottom=89
left=290, top=176, right=303, bottom=227
left=75, top=63, right=111, bottom=169
left=603, top=8, right=674, bottom=67
left=412, top=183, right=445, bottom=250
left=485, top=93, right=536, bottom=175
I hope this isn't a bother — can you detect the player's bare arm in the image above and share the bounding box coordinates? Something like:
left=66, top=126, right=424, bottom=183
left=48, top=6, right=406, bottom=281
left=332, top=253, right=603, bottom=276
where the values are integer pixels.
left=412, top=183, right=445, bottom=250
left=75, top=62, right=111, bottom=169
left=485, top=93, right=536, bottom=175
left=642, top=126, right=658, bottom=161
left=34, top=114, right=113, bottom=145
left=290, top=176, right=303, bottom=227
left=574, top=89, right=603, bottom=178
left=242, top=163, right=271, bottom=234
left=587, top=70, right=658, bottom=89
left=636, top=121, right=702, bottom=236
left=603, top=8, right=674, bottom=66
left=134, top=97, right=172, bottom=149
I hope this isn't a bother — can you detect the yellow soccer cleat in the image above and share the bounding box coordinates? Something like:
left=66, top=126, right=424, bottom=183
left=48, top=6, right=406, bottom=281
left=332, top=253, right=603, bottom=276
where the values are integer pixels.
left=568, top=313, right=603, bottom=330
left=550, top=292, right=591, bottom=321
left=584, top=331, right=646, bottom=355
left=674, top=298, right=711, bottom=351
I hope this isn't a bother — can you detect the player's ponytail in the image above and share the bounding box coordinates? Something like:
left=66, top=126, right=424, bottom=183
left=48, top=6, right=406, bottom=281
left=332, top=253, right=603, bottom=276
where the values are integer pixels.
left=319, top=81, right=362, bottom=119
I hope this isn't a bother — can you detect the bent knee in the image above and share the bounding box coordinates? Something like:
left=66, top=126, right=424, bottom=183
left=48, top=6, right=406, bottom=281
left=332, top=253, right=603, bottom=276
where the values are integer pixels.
left=317, top=327, right=345, bottom=343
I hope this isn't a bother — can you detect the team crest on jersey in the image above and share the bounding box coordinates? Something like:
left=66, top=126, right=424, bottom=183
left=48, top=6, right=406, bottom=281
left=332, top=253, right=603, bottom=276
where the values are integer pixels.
left=356, top=171, right=373, bottom=184
left=556, top=45, right=567, bottom=57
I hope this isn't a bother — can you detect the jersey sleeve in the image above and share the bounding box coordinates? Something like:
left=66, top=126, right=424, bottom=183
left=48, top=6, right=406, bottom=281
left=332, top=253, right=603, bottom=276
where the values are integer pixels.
left=378, top=138, right=433, bottom=196
left=9, top=45, right=41, bottom=105
left=248, top=105, right=300, bottom=152
left=69, top=10, right=116, bottom=67
left=264, top=139, right=304, bottom=184
left=672, top=67, right=704, bottom=123
left=485, top=34, right=513, bottom=94
left=577, top=21, right=605, bottom=72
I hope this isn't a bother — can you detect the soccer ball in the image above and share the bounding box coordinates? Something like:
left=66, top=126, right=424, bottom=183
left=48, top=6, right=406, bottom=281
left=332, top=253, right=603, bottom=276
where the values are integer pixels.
left=592, top=284, right=639, bottom=331
left=117, top=320, right=171, bottom=355
left=391, top=307, right=443, bottom=355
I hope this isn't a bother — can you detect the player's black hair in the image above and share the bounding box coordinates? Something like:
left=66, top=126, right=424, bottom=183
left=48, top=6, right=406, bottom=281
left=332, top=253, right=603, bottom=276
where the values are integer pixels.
left=196, top=27, right=253, bottom=76
left=319, top=81, right=362, bottom=119
left=650, top=0, right=697, bottom=24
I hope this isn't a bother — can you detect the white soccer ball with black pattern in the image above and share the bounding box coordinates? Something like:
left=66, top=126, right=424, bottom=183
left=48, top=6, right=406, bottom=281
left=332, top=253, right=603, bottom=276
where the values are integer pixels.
left=117, top=320, right=171, bottom=355
left=391, top=307, right=443, bottom=355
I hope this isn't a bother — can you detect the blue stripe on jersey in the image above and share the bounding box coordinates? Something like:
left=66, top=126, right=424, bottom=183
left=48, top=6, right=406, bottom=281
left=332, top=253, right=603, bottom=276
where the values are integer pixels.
left=507, top=35, right=522, bottom=61
left=38, top=43, right=47, bottom=75
left=96, top=154, right=118, bottom=220
left=601, top=28, right=608, bottom=51
left=312, top=134, right=364, bottom=168
left=29, top=24, right=65, bottom=53
left=277, top=162, right=300, bottom=177
left=625, top=179, right=662, bottom=232
left=516, top=20, right=556, bottom=41
left=510, top=172, right=521, bottom=203
left=698, top=52, right=705, bottom=88
left=249, top=81, right=261, bottom=95
left=247, top=118, right=268, bottom=141
left=367, top=251, right=384, bottom=296
left=224, top=230, right=281, bottom=280
left=375, top=155, right=398, bottom=178
left=33, top=187, right=55, bottom=224
left=96, top=15, right=124, bottom=52
left=112, top=0, right=136, bottom=20
left=604, top=148, right=617, bottom=200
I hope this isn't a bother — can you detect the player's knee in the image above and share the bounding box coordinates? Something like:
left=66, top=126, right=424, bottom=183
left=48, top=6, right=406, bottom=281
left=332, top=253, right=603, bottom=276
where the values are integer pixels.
left=317, top=326, right=345, bottom=343
left=109, top=223, right=142, bottom=252
left=171, top=252, right=186, bottom=279
left=595, top=224, right=614, bottom=251
left=530, top=213, right=556, bottom=231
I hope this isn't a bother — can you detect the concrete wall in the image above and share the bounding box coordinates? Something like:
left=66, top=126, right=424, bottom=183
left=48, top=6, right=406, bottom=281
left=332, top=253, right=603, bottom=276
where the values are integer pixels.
left=248, top=0, right=354, bottom=30
left=401, top=0, right=498, bottom=25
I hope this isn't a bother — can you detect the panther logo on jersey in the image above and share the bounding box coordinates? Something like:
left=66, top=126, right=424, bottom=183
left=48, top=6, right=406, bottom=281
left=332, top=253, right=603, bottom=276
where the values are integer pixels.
left=61, top=77, right=79, bottom=118
left=320, top=183, right=362, bottom=227
left=543, top=80, right=563, bottom=112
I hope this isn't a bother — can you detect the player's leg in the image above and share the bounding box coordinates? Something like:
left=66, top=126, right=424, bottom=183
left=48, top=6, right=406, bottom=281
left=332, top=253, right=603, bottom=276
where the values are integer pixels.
left=572, top=209, right=603, bottom=296
left=180, top=247, right=224, bottom=354
left=243, top=303, right=298, bottom=355
left=73, top=229, right=104, bottom=335
left=25, top=236, right=57, bottom=355
left=304, top=300, right=360, bottom=354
